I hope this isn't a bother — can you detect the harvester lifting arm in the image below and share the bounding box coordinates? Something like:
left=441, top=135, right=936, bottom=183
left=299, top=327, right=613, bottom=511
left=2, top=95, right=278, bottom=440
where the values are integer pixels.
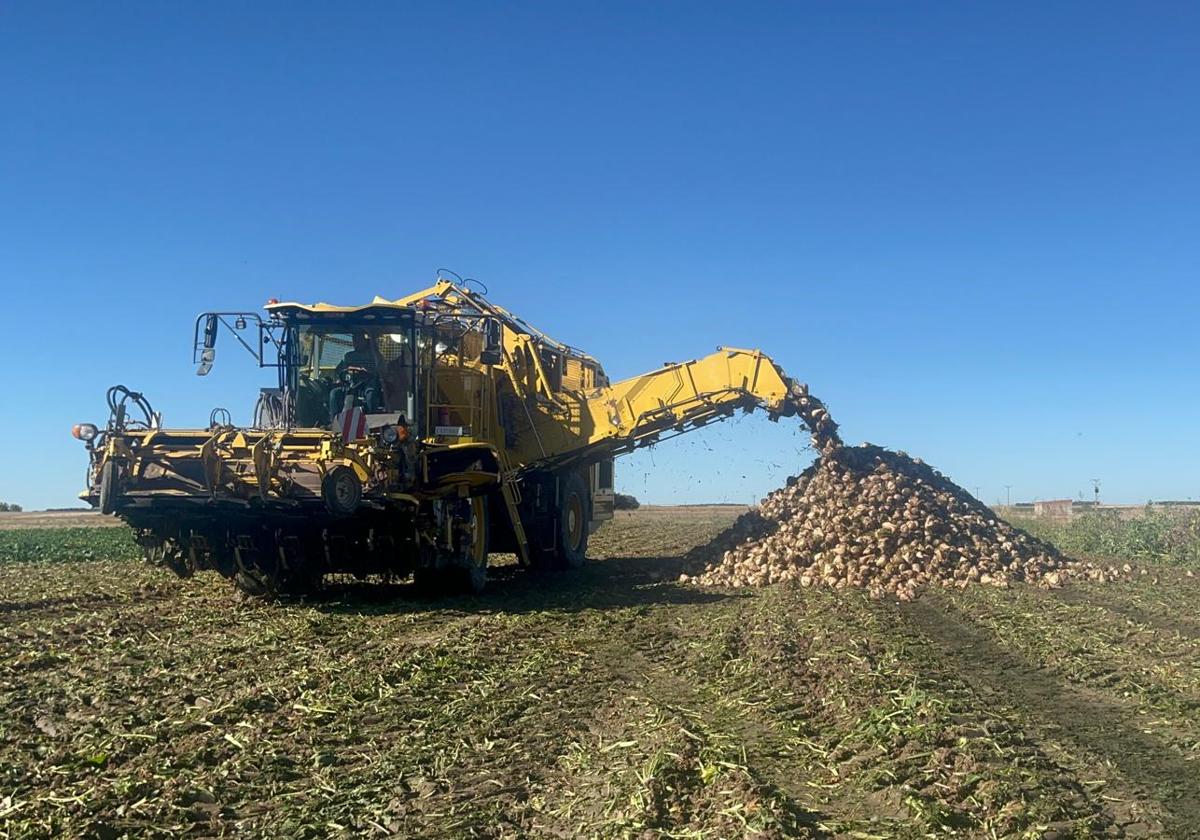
left=519, top=347, right=841, bottom=471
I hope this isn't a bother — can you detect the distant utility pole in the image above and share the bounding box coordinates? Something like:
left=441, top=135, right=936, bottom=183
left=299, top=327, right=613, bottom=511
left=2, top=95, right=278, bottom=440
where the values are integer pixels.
left=1091, top=478, right=1101, bottom=507
left=1004, top=485, right=1012, bottom=507
left=973, top=486, right=981, bottom=500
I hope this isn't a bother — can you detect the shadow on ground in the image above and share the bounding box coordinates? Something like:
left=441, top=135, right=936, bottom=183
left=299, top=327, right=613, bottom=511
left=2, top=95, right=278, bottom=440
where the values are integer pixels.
left=307, top=554, right=739, bottom=616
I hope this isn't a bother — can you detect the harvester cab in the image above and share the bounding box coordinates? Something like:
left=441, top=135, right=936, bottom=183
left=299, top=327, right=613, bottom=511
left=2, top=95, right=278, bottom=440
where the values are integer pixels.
left=193, top=305, right=419, bottom=432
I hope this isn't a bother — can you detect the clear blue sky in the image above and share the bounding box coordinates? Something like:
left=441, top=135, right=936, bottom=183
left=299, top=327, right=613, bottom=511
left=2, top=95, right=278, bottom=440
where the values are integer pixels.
left=1, top=2, right=1197, bottom=510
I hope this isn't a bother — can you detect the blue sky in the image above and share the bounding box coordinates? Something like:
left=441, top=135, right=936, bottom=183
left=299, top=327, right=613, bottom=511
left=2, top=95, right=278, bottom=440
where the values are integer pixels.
left=1, top=2, right=1197, bottom=510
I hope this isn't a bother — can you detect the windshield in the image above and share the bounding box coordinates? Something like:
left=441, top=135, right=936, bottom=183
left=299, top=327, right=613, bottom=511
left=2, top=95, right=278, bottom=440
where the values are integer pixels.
left=291, top=318, right=417, bottom=428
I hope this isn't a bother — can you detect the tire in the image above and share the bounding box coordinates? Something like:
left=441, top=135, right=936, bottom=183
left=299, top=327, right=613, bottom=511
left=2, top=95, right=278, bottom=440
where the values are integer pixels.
left=414, top=498, right=489, bottom=596
left=466, top=562, right=487, bottom=594
left=556, top=471, right=590, bottom=569
left=443, top=563, right=486, bottom=596
left=462, top=496, right=489, bottom=593
left=322, top=466, right=362, bottom=516
left=412, top=565, right=444, bottom=596
left=98, top=461, right=118, bottom=515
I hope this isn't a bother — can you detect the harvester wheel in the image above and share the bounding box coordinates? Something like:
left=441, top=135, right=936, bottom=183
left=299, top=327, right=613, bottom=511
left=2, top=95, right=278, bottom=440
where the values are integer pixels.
left=412, top=565, right=442, bottom=595
left=323, top=467, right=362, bottom=517
left=413, top=497, right=489, bottom=595
left=98, top=461, right=119, bottom=515
left=459, top=496, right=489, bottom=593
left=556, top=472, right=589, bottom=569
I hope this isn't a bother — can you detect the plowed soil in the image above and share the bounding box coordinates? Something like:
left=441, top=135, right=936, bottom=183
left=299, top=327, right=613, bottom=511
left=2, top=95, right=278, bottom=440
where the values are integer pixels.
left=3, top=509, right=1199, bottom=838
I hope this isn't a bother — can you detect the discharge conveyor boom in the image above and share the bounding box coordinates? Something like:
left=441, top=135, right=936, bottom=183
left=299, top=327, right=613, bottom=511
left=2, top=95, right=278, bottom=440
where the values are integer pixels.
left=516, top=347, right=841, bottom=472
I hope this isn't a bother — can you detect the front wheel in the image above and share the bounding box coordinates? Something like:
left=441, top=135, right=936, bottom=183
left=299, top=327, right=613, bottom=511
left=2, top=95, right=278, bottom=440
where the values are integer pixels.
left=454, top=496, right=489, bottom=593
left=98, top=461, right=119, bottom=515
left=414, top=496, right=489, bottom=595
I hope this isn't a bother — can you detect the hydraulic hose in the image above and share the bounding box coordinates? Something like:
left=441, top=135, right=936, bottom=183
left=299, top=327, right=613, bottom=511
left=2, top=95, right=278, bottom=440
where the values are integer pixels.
left=106, top=385, right=155, bottom=430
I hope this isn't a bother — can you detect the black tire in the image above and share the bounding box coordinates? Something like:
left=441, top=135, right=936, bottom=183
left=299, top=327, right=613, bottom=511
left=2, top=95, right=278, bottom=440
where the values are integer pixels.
left=462, top=496, right=489, bottom=593
left=412, top=565, right=447, bottom=596
left=414, top=498, right=490, bottom=596
left=556, top=471, right=590, bottom=569
left=98, top=461, right=118, bottom=515
left=440, top=564, right=486, bottom=595
left=461, top=559, right=487, bottom=595
left=322, top=466, right=362, bottom=517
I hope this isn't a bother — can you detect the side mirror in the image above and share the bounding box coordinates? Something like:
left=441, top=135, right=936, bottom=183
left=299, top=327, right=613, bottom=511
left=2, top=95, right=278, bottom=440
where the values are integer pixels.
left=197, top=347, right=216, bottom=376
left=202, top=313, right=219, bottom=349
left=196, top=314, right=219, bottom=375
left=481, top=318, right=502, bottom=365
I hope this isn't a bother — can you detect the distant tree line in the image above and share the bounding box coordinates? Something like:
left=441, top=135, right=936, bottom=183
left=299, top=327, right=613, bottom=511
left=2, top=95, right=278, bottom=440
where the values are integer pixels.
left=614, top=493, right=640, bottom=510
left=0, top=502, right=23, bottom=512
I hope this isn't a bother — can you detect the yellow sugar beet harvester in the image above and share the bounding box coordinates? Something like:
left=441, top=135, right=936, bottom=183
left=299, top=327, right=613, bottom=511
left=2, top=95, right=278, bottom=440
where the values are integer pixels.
left=72, top=277, right=837, bottom=596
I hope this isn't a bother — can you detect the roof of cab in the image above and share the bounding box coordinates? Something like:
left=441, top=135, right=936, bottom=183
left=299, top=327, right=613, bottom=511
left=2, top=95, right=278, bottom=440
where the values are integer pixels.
left=264, top=296, right=415, bottom=318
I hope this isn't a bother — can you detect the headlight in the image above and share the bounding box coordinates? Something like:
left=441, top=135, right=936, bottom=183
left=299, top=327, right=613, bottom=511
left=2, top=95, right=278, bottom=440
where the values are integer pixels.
left=72, top=423, right=98, bottom=442
left=379, top=425, right=399, bottom=445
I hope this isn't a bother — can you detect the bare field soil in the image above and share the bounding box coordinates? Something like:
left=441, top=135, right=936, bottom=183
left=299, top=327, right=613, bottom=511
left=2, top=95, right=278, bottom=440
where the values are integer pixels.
left=0, top=511, right=122, bottom=531
left=3, top=511, right=1200, bottom=838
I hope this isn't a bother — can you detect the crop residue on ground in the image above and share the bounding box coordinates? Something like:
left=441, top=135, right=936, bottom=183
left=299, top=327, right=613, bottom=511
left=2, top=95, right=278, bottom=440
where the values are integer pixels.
left=2, top=512, right=1199, bottom=837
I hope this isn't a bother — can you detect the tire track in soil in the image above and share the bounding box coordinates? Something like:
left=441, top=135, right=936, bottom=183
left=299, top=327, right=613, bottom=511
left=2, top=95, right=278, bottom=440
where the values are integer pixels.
left=1050, top=586, right=1200, bottom=641
left=0, top=593, right=123, bottom=615
left=619, top=603, right=835, bottom=835
left=386, top=613, right=750, bottom=837
left=353, top=605, right=707, bottom=835
left=493, top=593, right=829, bottom=836
left=900, top=595, right=1199, bottom=836
left=0, top=588, right=178, bottom=623
left=590, top=642, right=832, bottom=836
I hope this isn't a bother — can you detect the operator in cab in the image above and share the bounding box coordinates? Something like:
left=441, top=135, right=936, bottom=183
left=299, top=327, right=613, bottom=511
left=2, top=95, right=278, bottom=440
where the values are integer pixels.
left=339, top=332, right=378, bottom=375
left=329, top=332, right=383, bottom=417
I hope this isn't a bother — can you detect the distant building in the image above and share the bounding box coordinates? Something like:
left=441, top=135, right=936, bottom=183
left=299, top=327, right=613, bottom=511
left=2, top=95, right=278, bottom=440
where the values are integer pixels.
left=1033, top=499, right=1073, bottom=519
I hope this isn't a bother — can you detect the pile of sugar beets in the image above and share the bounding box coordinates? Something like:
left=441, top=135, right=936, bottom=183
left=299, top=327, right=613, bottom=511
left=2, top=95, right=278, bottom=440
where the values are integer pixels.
left=680, top=390, right=1134, bottom=600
